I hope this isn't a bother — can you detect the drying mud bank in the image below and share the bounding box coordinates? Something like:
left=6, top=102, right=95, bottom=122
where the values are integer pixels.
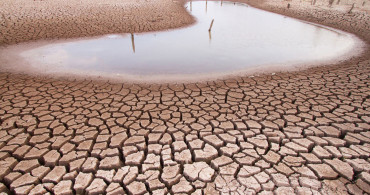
left=0, top=0, right=195, bottom=46
left=245, top=0, right=370, bottom=43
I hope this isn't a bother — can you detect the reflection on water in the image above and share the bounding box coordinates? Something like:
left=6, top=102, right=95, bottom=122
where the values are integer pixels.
left=206, top=0, right=208, bottom=13
left=18, top=1, right=357, bottom=77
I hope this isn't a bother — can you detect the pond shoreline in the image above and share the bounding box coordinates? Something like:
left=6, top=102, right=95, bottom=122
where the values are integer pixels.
left=0, top=0, right=366, bottom=83
left=245, top=0, right=370, bottom=43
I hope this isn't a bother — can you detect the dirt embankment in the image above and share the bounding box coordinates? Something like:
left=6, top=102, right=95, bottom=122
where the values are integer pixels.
left=245, top=0, right=370, bottom=43
left=0, top=0, right=195, bottom=46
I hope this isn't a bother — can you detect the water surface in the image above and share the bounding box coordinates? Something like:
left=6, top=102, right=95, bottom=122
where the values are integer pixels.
left=2, top=1, right=362, bottom=81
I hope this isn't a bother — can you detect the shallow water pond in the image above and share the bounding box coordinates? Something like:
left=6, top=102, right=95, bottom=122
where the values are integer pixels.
left=2, top=1, right=361, bottom=80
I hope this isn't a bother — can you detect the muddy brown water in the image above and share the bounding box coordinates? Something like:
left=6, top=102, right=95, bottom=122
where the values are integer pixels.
left=0, top=1, right=363, bottom=81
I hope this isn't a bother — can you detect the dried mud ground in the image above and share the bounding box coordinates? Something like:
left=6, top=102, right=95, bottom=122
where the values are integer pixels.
left=0, top=0, right=370, bottom=194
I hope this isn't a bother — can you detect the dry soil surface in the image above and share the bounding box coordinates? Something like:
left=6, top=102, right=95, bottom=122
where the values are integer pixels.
left=0, top=0, right=370, bottom=194
left=0, top=0, right=194, bottom=46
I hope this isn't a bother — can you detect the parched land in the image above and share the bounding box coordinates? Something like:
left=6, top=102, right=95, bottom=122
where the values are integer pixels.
left=0, top=0, right=369, bottom=194
left=0, top=0, right=194, bottom=45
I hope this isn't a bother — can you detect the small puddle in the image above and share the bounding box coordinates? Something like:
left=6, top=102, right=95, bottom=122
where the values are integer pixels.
left=0, top=1, right=364, bottom=81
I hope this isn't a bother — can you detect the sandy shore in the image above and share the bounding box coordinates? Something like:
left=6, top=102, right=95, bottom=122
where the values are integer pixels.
left=0, top=0, right=369, bottom=194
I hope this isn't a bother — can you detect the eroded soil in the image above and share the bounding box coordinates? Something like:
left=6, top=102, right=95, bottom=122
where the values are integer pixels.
left=0, top=0, right=369, bottom=194
left=0, top=0, right=194, bottom=46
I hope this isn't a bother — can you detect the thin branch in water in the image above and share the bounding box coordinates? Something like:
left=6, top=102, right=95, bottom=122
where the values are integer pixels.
left=208, top=19, right=214, bottom=32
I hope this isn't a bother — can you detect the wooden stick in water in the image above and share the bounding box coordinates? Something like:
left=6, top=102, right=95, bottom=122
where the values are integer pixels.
left=208, top=19, right=214, bottom=32
left=131, top=33, right=135, bottom=53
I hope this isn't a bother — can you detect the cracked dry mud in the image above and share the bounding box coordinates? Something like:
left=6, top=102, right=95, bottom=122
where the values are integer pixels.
left=0, top=0, right=194, bottom=45
left=0, top=0, right=370, bottom=194
left=1, top=59, right=370, bottom=195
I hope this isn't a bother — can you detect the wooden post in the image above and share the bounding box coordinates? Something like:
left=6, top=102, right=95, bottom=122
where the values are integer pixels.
left=287, top=3, right=290, bottom=8
left=131, top=33, right=135, bottom=53
left=208, top=19, right=214, bottom=32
